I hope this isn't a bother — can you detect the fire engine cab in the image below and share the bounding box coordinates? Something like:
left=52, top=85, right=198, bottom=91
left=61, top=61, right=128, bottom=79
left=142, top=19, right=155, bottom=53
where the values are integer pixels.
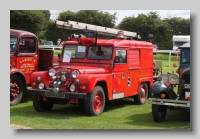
left=28, top=20, right=154, bottom=116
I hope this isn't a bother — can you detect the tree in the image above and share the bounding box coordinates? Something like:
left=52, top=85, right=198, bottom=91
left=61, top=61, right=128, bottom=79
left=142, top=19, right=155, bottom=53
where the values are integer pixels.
left=117, top=11, right=190, bottom=50
left=163, top=17, right=190, bottom=35
left=45, top=10, right=117, bottom=42
left=10, top=10, right=46, bottom=36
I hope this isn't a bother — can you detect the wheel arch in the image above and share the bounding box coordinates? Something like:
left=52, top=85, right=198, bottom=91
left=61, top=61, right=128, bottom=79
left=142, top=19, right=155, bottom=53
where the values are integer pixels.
left=10, top=72, right=27, bottom=92
left=95, top=81, right=108, bottom=100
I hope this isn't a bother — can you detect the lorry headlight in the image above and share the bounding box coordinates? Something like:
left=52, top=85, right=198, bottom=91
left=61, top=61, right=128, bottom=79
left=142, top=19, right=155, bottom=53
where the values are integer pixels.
left=70, top=85, right=75, bottom=92
left=72, top=70, right=79, bottom=78
left=38, top=83, right=44, bottom=89
left=169, top=74, right=179, bottom=84
left=49, top=68, right=56, bottom=77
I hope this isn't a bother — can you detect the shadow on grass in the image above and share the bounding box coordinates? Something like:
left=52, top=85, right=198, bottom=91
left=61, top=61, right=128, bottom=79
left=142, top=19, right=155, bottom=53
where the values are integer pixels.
left=10, top=97, right=136, bottom=119
left=125, top=109, right=190, bottom=129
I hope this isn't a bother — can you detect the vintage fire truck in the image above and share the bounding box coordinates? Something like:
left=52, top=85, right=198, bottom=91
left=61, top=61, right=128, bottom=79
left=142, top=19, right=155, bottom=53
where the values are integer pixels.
left=10, top=29, right=59, bottom=105
left=28, top=20, right=154, bottom=116
left=149, top=42, right=190, bottom=122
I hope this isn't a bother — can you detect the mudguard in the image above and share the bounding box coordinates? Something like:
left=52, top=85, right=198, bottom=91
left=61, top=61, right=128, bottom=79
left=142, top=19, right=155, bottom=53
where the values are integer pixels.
left=150, top=80, right=177, bottom=99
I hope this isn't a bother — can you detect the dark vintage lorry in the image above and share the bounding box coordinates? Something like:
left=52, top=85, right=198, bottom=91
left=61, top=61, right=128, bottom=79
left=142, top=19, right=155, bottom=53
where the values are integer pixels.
left=149, top=42, right=190, bottom=122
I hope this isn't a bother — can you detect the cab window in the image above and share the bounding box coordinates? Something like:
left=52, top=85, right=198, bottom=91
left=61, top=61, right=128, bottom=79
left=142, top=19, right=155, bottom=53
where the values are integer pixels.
left=19, top=39, right=36, bottom=53
left=115, top=50, right=127, bottom=63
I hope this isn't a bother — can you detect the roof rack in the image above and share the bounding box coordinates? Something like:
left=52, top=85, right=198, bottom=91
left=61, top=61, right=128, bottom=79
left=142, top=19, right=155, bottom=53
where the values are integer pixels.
left=56, top=20, right=137, bottom=38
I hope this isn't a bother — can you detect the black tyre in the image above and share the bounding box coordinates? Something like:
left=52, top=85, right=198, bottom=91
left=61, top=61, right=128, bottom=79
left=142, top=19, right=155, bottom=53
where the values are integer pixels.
left=10, top=75, right=24, bottom=106
left=85, top=86, right=105, bottom=116
left=152, top=104, right=167, bottom=122
left=134, top=83, right=148, bottom=104
left=32, top=95, right=54, bottom=112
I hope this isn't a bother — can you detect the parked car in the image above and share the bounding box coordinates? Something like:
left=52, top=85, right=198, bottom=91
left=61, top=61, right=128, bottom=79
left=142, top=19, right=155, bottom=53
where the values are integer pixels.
left=44, top=41, right=54, bottom=46
left=153, top=44, right=159, bottom=55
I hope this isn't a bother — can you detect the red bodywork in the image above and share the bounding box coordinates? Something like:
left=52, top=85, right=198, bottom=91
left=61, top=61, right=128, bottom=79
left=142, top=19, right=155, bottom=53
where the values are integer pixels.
left=29, top=37, right=153, bottom=102
left=10, top=29, right=58, bottom=105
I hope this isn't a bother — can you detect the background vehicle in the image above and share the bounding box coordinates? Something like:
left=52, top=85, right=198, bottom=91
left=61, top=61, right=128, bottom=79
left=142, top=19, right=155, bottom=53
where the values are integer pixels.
left=28, top=20, right=154, bottom=116
left=149, top=42, right=190, bottom=122
left=10, top=29, right=59, bottom=105
left=153, top=44, right=159, bottom=55
left=44, top=41, right=54, bottom=46
left=172, top=35, right=190, bottom=51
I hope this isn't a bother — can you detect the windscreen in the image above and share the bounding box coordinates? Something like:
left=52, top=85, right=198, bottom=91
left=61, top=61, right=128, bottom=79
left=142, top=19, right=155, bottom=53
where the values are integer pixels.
left=10, top=35, right=18, bottom=52
left=88, top=46, right=112, bottom=60
left=63, top=45, right=86, bottom=62
left=181, top=49, right=190, bottom=63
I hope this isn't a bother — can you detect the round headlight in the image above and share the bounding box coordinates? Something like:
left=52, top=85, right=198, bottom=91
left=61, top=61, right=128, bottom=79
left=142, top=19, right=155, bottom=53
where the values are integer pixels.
left=70, top=85, right=75, bottom=92
left=169, top=74, right=179, bottom=84
left=38, top=83, right=44, bottom=89
left=49, top=68, right=56, bottom=77
left=72, top=70, right=79, bottom=78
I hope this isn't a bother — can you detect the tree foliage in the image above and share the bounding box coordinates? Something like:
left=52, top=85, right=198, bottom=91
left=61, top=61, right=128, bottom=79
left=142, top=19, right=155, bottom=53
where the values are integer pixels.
left=10, top=10, right=46, bottom=36
left=118, top=11, right=190, bottom=49
left=10, top=10, right=190, bottom=49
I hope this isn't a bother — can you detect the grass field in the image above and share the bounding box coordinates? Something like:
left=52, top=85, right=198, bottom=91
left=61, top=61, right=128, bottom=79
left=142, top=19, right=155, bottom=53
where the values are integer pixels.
left=10, top=54, right=190, bottom=130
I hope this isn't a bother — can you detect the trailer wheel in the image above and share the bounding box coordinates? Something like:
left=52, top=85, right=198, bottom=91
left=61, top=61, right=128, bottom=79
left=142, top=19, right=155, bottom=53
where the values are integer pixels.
left=134, top=83, right=148, bottom=104
left=152, top=104, right=167, bottom=122
left=10, top=75, right=24, bottom=106
left=85, top=86, right=105, bottom=116
left=32, top=95, right=54, bottom=112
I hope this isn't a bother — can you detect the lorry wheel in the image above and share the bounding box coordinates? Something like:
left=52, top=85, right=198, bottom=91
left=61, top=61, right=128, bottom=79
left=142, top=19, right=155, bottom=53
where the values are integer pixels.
left=152, top=104, right=167, bottom=122
left=32, top=95, right=54, bottom=112
left=85, top=86, right=105, bottom=116
left=134, top=83, right=148, bottom=105
left=10, top=75, right=23, bottom=106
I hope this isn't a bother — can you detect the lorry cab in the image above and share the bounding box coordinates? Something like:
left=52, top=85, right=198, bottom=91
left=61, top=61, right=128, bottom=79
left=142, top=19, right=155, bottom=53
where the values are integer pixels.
left=10, top=29, right=39, bottom=84
left=10, top=29, right=58, bottom=105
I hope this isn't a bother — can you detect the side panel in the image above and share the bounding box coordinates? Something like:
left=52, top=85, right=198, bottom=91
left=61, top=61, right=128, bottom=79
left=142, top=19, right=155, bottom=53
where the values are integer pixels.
left=16, top=57, right=38, bottom=84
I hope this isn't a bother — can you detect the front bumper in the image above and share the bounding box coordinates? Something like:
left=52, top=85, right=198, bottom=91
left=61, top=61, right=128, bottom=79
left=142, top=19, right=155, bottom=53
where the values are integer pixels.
left=149, top=98, right=190, bottom=108
left=28, top=88, right=87, bottom=99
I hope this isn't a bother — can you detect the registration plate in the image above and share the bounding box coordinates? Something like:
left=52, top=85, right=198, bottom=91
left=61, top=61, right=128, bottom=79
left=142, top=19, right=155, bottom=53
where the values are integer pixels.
left=185, top=91, right=190, bottom=99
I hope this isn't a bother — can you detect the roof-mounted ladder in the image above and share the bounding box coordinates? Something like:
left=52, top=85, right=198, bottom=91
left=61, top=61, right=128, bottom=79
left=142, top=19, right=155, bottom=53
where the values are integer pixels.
left=56, top=20, right=137, bottom=38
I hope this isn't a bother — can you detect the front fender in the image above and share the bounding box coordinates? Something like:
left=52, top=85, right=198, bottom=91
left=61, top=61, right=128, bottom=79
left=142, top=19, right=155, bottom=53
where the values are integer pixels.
left=150, top=81, right=177, bottom=99
left=76, top=74, right=112, bottom=93
left=10, top=67, right=25, bottom=77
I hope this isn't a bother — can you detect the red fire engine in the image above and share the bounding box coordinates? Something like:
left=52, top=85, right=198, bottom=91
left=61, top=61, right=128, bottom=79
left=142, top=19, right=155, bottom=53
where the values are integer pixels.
left=10, top=29, right=59, bottom=105
left=28, top=20, right=154, bottom=116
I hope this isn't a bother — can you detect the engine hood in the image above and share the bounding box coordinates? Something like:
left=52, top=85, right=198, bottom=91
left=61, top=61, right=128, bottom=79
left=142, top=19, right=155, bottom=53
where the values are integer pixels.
left=57, top=65, right=111, bottom=74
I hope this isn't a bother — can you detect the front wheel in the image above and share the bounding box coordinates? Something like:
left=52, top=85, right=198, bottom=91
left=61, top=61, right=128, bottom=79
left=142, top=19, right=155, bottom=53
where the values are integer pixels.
left=10, top=75, right=24, bottom=106
left=85, top=86, right=105, bottom=116
left=32, top=95, right=54, bottom=112
left=134, top=83, right=148, bottom=104
left=152, top=104, right=167, bottom=122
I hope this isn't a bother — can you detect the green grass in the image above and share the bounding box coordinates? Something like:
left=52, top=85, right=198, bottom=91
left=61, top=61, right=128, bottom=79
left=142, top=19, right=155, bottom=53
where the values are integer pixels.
left=10, top=54, right=190, bottom=129
left=10, top=98, right=190, bottom=129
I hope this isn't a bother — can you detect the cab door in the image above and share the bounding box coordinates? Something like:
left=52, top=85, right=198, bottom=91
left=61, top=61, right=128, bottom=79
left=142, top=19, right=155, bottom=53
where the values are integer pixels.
left=112, top=49, right=129, bottom=99
left=16, top=38, right=38, bottom=84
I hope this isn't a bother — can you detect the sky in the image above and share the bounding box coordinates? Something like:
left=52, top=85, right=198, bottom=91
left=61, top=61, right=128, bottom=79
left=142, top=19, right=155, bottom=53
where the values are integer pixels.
left=50, top=10, right=190, bottom=25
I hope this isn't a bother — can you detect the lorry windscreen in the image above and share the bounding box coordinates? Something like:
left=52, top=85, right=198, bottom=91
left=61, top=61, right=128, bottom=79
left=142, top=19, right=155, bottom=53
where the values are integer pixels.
left=10, top=36, right=17, bottom=52
left=181, top=49, right=190, bottom=63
